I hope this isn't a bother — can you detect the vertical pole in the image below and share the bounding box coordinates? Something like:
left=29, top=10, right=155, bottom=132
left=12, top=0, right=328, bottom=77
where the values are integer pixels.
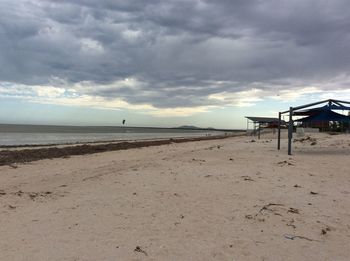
left=288, top=107, right=293, bottom=155
left=277, top=112, right=281, bottom=150
left=258, top=123, right=261, bottom=139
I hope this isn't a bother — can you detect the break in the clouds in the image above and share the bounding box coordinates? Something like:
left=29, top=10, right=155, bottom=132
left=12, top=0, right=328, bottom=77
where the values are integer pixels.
left=1, top=0, right=350, bottom=116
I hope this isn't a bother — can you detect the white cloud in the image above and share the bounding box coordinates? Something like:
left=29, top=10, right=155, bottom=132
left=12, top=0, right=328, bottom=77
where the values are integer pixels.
left=122, top=29, right=142, bottom=42
left=29, top=93, right=212, bottom=117
left=35, top=86, right=66, bottom=97
left=271, top=87, right=322, bottom=102
left=66, top=77, right=145, bottom=94
left=80, top=38, right=104, bottom=54
left=209, top=88, right=264, bottom=107
left=145, top=106, right=211, bottom=117
left=318, top=89, right=350, bottom=101
left=0, top=81, right=212, bottom=117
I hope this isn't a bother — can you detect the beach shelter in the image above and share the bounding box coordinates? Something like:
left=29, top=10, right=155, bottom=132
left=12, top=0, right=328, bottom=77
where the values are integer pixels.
left=245, top=116, right=285, bottom=139
left=277, top=99, right=350, bottom=155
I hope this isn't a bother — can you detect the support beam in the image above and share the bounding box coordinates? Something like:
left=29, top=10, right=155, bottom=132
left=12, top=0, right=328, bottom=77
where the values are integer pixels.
left=277, top=112, right=281, bottom=150
left=280, top=99, right=330, bottom=114
left=280, top=99, right=350, bottom=115
left=288, top=107, right=293, bottom=155
left=330, top=99, right=350, bottom=105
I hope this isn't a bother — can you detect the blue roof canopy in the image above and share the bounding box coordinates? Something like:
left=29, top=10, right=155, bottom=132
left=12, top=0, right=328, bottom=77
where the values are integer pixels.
left=296, top=109, right=350, bottom=122
left=293, top=104, right=350, bottom=116
left=326, top=104, right=350, bottom=110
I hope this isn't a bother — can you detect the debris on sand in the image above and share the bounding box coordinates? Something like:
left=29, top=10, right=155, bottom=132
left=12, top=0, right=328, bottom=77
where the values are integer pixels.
left=277, top=160, right=294, bottom=166
left=134, top=246, right=148, bottom=256
left=310, top=191, right=319, bottom=195
left=321, top=227, right=331, bottom=235
left=241, top=176, right=254, bottom=181
left=287, top=208, right=300, bottom=214
left=192, top=158, right=206, bottom=163
left=259, top=203, right=284, bottom=214
left=294, top=136, right=317, bottom=145
left=14, top=190, right=24, bottom=197
left=286, top=219, right=296, bottom=229
left=245, top=203, right=285, bottom=223
left=247, top=203, right=304, bottom=224
left=11, top=190, right=54, bottom=200
left=0, top=135, right=233, bottom=166
left=284, top=234, right=322, bottom=242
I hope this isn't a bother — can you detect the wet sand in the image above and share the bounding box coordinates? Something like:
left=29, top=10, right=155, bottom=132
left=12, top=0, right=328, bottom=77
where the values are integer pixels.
left=0, top=132, right=349, bottom=260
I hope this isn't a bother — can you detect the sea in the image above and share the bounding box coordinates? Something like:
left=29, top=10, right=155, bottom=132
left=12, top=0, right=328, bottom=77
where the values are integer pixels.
left=0, top=124, right=237, bottom=147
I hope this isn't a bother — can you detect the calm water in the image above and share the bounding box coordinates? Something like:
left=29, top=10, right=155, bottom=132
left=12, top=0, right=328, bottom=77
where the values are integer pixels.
left=0, top=124, right=230, bottom=146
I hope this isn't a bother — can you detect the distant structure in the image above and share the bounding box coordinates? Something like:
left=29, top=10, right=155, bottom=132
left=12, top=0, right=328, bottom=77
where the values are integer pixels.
left=245, top=116, right=285, bottom=139
left=277, top=99, right=350, bottom=155
left=122, top=119, right=126, bottom=125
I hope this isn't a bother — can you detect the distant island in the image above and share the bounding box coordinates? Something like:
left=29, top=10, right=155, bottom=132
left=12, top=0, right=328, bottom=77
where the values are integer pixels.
left=178, top=125, right=200, bottom=129
left=178, top=125, right=214, bottom=130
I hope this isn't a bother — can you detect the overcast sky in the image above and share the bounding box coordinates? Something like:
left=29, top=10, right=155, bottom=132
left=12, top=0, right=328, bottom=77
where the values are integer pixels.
left=1, top=0, right=350, bottom=128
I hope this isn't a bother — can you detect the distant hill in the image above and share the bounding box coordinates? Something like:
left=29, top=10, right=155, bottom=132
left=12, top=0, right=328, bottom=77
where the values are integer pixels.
left=178, top=125, right=215, bottom=130
left=178, top=125, right=201, bottom=129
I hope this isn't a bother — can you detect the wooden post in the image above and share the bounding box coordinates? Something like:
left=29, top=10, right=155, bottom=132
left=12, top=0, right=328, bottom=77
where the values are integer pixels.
left=288, top=107, right=293, bottom=155
left=277, top=112, right=281, bottom=150
left=258, top=123, right=261, bottom=139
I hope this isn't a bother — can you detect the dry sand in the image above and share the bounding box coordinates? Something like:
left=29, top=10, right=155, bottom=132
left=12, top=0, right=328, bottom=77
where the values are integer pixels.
left=0, top=132, right=349, bottom=260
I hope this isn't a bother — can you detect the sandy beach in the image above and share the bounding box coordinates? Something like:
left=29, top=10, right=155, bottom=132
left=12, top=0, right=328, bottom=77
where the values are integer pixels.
left=0, top=132, right=349, bottom=260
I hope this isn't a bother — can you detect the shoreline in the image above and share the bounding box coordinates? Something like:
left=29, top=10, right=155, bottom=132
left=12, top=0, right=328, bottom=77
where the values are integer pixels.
left=0, top=132, right=245, bottom=166
left=0, top=133, right=234, bottom=149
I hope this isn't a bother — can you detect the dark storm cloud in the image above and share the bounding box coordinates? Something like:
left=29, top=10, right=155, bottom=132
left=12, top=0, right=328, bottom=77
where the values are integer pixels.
left=1, top=0, right=350, bottom=108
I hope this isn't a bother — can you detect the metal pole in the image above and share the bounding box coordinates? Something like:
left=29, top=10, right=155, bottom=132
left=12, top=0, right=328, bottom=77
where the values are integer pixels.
left=277, top=112, right=281, bottom=150
left=288, top=107, right=293, bottom=155
left=254, top=121, right=256, bottom=137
